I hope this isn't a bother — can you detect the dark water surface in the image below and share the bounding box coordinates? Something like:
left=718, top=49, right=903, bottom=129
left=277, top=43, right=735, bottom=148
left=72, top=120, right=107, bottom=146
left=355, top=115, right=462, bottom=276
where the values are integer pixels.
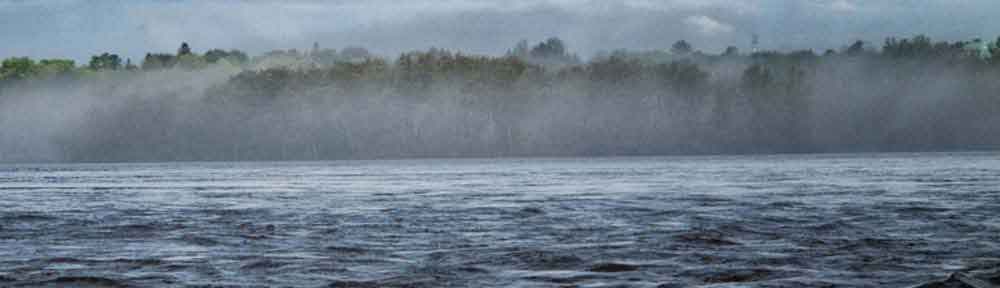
left=2, top=153, right=999, bottom=287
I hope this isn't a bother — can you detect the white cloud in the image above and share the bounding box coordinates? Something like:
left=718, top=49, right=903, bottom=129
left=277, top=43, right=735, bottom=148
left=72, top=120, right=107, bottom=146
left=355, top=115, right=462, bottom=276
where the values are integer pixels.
left=684, top=15, right=734, bottom=35
left=828, top=0, right=859, bottom=12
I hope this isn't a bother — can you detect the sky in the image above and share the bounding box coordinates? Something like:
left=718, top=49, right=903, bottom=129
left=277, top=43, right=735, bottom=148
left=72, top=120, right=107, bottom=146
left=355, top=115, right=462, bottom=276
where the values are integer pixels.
left=1, top=0, right=998, bottom=62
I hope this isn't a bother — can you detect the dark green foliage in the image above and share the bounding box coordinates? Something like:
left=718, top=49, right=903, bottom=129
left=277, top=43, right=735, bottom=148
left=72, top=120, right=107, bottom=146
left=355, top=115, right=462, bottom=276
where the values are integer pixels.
left=38, top=59, right=76, bottom=75
left=530, top=37, right=567, bottom=59
left=88, top=53, right=122, bottom=70
left=227, top=50, right=249, bottom=64
left=178, top=42, right=192, bottom=56
left=511, top=38, right=578, bottom=65
left=0, top=34, right=994, bottom=88
left=882, top=35, right=970, bottom=61
left=846, top=40, right=865, bottom=56
left=656, top=60, right=708, bottom=94
left=142, top=53, right=176, bottom=70
left=1, top=57, right=38, bottom=81
left=722, top=46, right=739, bottom=57
left=1, top=58, right=79, bottom=83
left=671, top=40, right=693, bottom=55
left=587, top=54, right=643, bottom=85
left=228, top=67, right=296, bottom=99
left=883, top=35, right=933, bottom=58
left=204, top=49, right=228, bottom=63
left=204, top=49, right=248, bottom=64
left=142, top=45, right=245, bottom=70
left=176, top=54, right=207, bottom=70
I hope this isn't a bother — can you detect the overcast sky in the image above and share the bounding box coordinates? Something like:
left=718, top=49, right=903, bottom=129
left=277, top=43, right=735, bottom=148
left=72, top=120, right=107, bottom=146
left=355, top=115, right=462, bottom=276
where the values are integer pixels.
left=1, top=0, right=998, bottom=62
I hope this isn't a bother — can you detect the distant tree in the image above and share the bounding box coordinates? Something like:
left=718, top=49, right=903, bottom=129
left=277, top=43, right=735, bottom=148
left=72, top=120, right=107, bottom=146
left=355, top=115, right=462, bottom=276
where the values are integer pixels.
left=657, top=60, right=709, bottom=94
left=37, top=59, right=76, bottom=77
left=508, top=40, right=530, bottom=58
left=883, top=35, right=934, bottom=58
left=88, top=53, right=122, bottom=70
left=517, top=37, right=579, bottom=65
left=824, top=49, right=837, bottom=56
left=788, top=50, right=818, bottom=61
left=530, top=37, right=567, bottom=59
left=142, top=53, right=176, bottom=70
left=882, top=37, right=903, bottom=57
left=124, top=58, right=138, bottom=70
left=722, top=46, right=739, bottom=57
left=176, top=54, right=207, bottom=70
left=989, top=36, right=1000, bottom=64
left=671, top=40, right=693, bottom=55
left=178, top=42, right=192, bottom=56
left=204, top=49, right=230, bottom=63
left=846, top=40, right=865, bottom=56
left=0, top=57, right=37, bottom=80
left=341, top=46, right=371, bottom=60
left=587, top=54, right=642, bottom=84
left=225, top=50, right=249, bottom=65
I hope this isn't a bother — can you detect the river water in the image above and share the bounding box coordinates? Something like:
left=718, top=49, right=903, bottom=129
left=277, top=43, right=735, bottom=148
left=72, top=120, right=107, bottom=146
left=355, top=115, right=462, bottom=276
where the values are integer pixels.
left=1, top=153, right=999, bottom=287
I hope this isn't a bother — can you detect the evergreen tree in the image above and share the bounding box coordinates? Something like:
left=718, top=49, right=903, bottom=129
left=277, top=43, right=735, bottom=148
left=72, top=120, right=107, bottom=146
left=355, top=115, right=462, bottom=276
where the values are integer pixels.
left=671, top=40, right=693, bottom=55
left=178, top=42, right=192, bottom=56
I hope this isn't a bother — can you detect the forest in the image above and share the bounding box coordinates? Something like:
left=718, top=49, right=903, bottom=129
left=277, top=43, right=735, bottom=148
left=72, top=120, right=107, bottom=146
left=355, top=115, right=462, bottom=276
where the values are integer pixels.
left=1, top=35, right=1000, bottom=162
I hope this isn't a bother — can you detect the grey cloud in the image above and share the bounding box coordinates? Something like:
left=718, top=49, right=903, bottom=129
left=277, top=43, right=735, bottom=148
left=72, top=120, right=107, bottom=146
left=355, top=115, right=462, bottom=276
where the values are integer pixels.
left=1, top=0, right=998, bottom=61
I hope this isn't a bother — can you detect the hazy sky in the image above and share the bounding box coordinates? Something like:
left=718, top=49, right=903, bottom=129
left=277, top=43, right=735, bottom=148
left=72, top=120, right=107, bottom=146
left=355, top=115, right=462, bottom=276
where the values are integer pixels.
left=1, top=0, right=997, bottom=62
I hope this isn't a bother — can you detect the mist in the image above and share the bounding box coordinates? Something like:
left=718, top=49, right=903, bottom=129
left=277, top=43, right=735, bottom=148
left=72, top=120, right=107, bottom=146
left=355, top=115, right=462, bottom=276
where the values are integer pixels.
left=2, top=35, right=1000, bottom=162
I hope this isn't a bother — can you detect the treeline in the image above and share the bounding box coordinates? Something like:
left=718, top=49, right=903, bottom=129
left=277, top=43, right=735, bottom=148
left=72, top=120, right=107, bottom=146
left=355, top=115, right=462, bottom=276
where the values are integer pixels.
left=3, top=35, right=999, bottom=85
left=2, top=35, right=1000, bottom=161
left=0, top=43, right=247, bottom=83
left=4, top=35, right=999, bottom=85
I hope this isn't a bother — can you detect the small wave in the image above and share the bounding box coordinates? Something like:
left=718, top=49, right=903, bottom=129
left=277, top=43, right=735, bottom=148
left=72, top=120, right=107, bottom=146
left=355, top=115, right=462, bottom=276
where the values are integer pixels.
left=673, top=230, right=740, bottom=246
left=677, top=267, right=799, bottom=285
left=35, top=276, right=128, bottom=288
left=519, top=270, right=605, bottom=284
left=507, top=249, right=586, bottom=270
left=196, top=192, right=253, bottom=199
left=327, top=280, right=382, bottom=288
left=108, top=258, right=163, bottom=267
left=588, top=262, right=640, bottom=273
left=703, top=269, right=776, bottom=284
left=240, top=258, right=289, bottom=270
left=327, top=275, right=437, bottom=288
left=179, top=234, right=222, bottom=246
left=46, top=257, right=86, bottom=264
left=910, top=272, right=1000, bottom=288
left=0, top=213, right=57, bottom=222
left=838, top=237, right=923, bottom=251
left=517, top=206, right=545, bottom=215
left=325, top=246, right=370, bottom=255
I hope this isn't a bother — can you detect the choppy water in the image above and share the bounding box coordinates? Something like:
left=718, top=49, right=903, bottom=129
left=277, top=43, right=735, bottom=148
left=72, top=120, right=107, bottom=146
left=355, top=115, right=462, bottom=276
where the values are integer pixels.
left=1, top=153, right=1000, bottom=287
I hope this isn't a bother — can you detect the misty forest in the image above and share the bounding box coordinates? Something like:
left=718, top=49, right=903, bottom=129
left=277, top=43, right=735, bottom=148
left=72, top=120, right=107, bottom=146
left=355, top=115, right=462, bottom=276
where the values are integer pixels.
left=2, top=36, right=1000, bottom=162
